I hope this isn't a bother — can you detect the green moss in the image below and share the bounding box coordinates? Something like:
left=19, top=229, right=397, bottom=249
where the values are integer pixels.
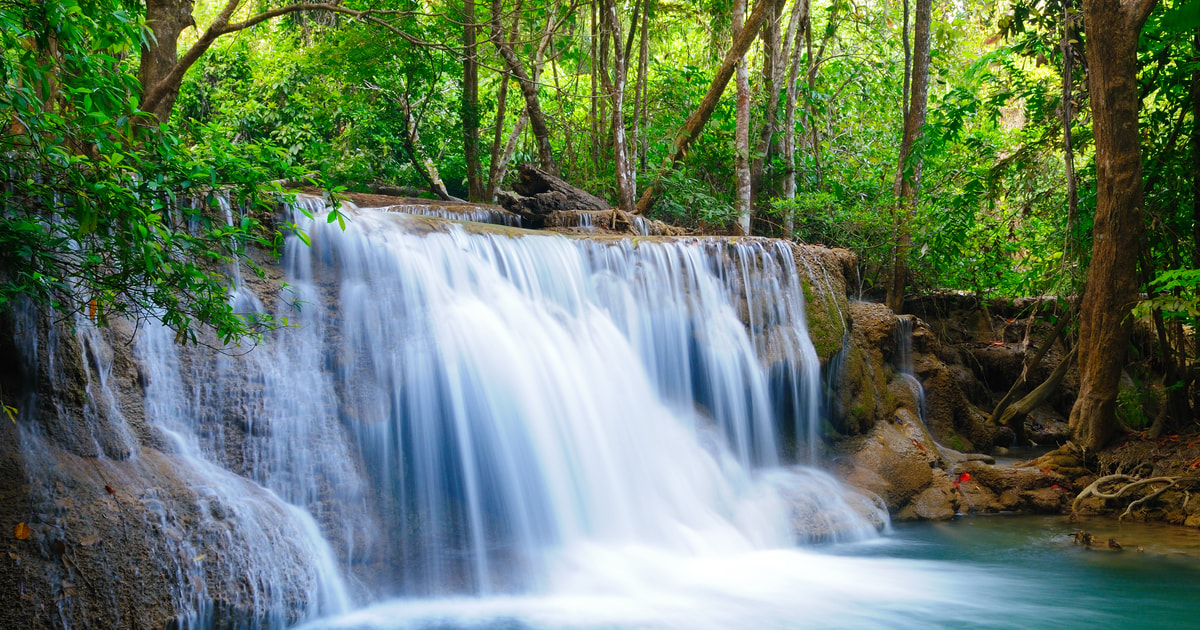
left=800, top=275, right=847, bottom=363
left=948, top=434, right=966, bottom=452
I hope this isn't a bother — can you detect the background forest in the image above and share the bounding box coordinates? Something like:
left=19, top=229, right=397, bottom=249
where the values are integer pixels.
left=2, top=0, right=1200, bottom=447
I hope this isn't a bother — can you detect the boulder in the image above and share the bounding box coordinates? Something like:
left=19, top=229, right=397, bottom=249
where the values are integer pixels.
left=834, top=407, right=942, bottom=513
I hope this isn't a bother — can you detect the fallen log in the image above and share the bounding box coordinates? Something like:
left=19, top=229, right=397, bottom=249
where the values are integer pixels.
left=496, top=164, right=611, bottom=223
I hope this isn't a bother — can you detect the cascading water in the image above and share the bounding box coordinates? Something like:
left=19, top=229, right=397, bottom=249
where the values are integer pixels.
left=374, top=202, right=523, bottom=227
left=12, top=194, right=1011, bottom=629
left=894, top=315, right=927, bottom=424
left=242, top=201, right=875, bottom=594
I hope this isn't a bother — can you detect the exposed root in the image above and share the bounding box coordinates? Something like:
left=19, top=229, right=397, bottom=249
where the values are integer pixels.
left=1072, top=473, right=1200, bottom=520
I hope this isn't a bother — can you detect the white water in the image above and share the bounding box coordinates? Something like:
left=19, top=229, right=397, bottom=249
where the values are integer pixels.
left=375, top=202, right=523, bottom=227
left=895, top=315, right=927, bottom=423
left=256, top=203, right=874, bottom=594
left=20, top=196, right=964, bottom=627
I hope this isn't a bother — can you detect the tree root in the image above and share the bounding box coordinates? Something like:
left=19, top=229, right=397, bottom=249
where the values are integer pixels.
left=1072, top=473, right=1200, bottom=520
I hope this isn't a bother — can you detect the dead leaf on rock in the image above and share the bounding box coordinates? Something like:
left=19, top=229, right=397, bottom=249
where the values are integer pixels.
left=13, top=522, right=31, bottom=540
left=77, top=535, right=101, bottom=547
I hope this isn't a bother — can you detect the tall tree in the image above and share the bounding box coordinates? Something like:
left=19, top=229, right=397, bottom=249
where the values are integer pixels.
left=1060, top=4, right=1080, bottom=258
left=462, top=0, right=485, bottom=201
left=1193, top=30, right=1200, bottom=416
left=489, top=0, right=561, bottom=173
left=486, top=0, right=564, bottom=199
left=734, top=0, right=753, bottom=235
left=780, top=0, right=810, bottom=236
left=886, top=0, right=932, bottom=313
left=750, top=0, right=789, bottom=206
left=600, top=0, right=636, bottom=210
left=634, top=0, right=776, bottom=213
left=1068, top=0, right=1158, bottom=451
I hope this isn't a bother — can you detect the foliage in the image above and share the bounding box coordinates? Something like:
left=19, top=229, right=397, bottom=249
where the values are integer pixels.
left=770, top=191, right=893, bottom=277
left=3, top=0, right=1196, bottom=351
left=1116, top=385, right=1152, bottom=431
left=1132, top=269, right=1200, bottom=321
left=650, top=168, right=736, bottom=229
left=0, top=0, right=319, bottom=344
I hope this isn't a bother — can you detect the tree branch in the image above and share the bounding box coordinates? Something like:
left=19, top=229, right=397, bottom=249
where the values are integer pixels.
left=1126, top=0, right=1160, bottom=30
left=140, top=1, right=434, bottom=119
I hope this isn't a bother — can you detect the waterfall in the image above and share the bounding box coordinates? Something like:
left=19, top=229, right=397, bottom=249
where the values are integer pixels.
left=244, top=202, right=875, bottom=596
left=11, top=197, right=895, bottom=628
left=894, top=315, right=927, bottom=423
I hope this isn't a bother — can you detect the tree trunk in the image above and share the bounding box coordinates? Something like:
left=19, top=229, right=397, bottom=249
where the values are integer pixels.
left=1193, top=30, right=1200, bottom=417
left=601, top=0, right=635, bottom=211
left=1002, top=347, right=1078, bottom=444
left=1068, top=0, right=1157, bottom=452
left=988, top=304, right=1076, bottom=429
left=750, top=0, right=788, bottom=206
left=633, top=0, right=652, bottom=170
left=634, top=0, right=775, bottom=213
left=1061, top=6, right=1080, bottom=260
left=139, top=0, right=196, bottom=122
left=487, top=2, right=559, bottom=199
left=489, top=0, right=558, bottom=173
left=398, top=88, right=454, bottom=201
left=733, top=0, right=752, bottom=235
left=802, top=3, right=839, bottom=191
left=885, top=0, right=931, bottom=314
left=462, top=0, right=485, bottom=201
left=780, top=0, right=809, bottom=237
left=487, top=69, right=513, bottom=200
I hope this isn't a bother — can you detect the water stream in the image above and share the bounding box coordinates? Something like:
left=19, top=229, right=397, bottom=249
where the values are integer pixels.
left=118, top=200, right=886, bottom=622
left=17, top=199, right=1200, bottom=628
left=894, top=315, right=927, bottom=424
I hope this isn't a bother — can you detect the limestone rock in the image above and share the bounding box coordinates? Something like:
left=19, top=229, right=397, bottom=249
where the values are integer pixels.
left=834, top=408, right=942, bottom=512
left=896, top=475, right=959, bottom=521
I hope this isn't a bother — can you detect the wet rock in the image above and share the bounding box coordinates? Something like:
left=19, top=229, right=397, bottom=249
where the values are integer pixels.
left=915, top=338, right=996, bottom=453
left=834, top=407, right=942, bottom=513
left=828, top=302, right=893, bottom=436
left=1022, top=486, right=1070, bottom=513
left=947, top=459, right=1071, bottom=514
left=896, top=476, right=959, bottom=521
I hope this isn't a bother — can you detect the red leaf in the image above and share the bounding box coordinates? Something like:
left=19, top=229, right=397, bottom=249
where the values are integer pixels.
left=13, top=522, right=30, bottom=540
left=104, top=485, right=115, bottom=495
